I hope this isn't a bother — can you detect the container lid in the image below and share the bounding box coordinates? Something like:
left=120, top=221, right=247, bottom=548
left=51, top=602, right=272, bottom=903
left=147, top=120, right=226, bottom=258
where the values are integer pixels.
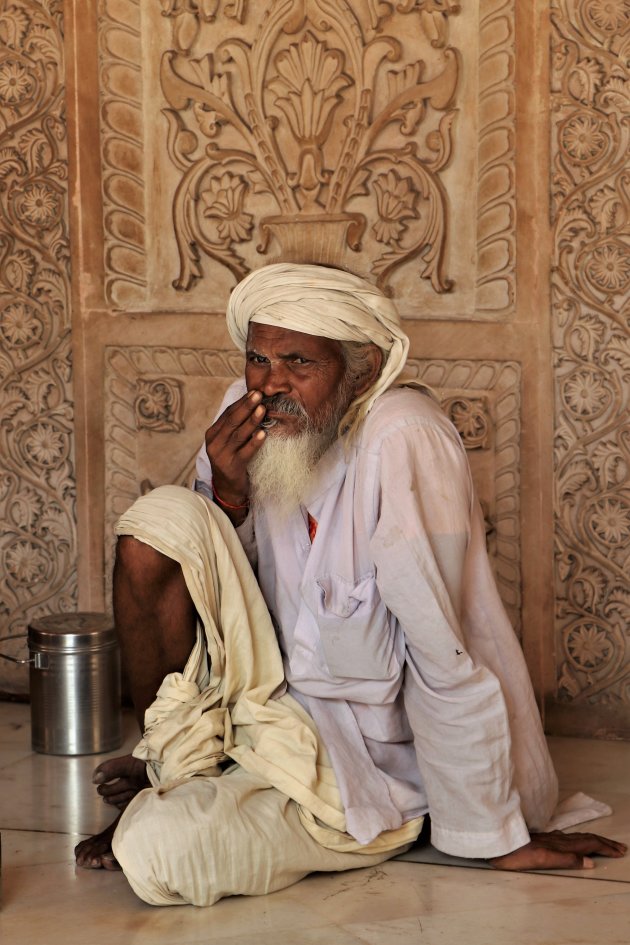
left=28, top=613, right=116, bottom=650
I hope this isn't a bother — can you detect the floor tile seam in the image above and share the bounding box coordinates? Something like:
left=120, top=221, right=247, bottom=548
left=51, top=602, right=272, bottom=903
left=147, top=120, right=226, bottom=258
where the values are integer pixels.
left=399, top=859, right=630, bottom=885
left=375, top=866, right=630, bottom=903
left=0, top=825, right=84, bottom=836
left=336, top=891, right=630, bottom=934
left=522, top=871, right=630, bottom=886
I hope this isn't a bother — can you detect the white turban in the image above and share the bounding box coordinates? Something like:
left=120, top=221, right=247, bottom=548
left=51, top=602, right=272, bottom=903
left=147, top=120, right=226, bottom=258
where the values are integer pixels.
left=226, top=263, right=410, bottom=437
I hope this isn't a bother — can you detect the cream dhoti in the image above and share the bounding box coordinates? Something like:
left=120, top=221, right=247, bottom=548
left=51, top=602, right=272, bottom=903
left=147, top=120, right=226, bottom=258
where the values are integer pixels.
left=111, top=485, right=422, bottom=906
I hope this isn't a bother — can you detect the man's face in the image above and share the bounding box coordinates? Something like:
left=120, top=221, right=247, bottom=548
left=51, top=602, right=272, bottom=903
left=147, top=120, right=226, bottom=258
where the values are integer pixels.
left=245, top=323, right=349, bottom=435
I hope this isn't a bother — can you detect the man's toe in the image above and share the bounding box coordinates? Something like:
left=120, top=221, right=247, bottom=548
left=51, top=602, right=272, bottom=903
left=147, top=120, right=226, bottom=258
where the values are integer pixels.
left=101, top=852, right=122, bottom=871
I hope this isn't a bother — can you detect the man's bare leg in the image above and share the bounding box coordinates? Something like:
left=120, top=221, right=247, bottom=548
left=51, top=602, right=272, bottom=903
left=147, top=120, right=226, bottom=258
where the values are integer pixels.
left=75, top=536, right=197, bottom=869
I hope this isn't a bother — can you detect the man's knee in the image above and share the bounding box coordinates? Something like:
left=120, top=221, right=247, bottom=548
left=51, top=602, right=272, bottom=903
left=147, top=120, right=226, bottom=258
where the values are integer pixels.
left=112, top=786, right=223, bottom=907
left=114, top=536, right=180, bottom=589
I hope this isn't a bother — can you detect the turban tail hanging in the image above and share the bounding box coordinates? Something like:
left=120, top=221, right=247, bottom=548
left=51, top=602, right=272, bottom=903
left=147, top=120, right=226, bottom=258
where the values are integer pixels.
left=226, top=263, right=412, bottom=438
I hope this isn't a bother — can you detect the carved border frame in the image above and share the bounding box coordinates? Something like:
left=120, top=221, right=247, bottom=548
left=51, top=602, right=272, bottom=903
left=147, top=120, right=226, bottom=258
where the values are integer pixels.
left=98, top=2, right=516, bottom=316
left=548, top=0, right=630, bottom=730
left=476, top=0, right=516, bottom=315
left=98, top=0, right=147, bottom=306
left=103, top=348, right=521, bottom=630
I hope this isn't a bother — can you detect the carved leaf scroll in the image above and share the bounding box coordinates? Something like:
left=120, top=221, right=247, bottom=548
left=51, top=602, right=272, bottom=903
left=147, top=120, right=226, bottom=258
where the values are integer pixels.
left=99, top=0, right=517, bottom=319
left=551, top=0, right=630, bottom=710
left=159, top=0, right=459, bottom=294
left=0, top=0, right=76, bottom=693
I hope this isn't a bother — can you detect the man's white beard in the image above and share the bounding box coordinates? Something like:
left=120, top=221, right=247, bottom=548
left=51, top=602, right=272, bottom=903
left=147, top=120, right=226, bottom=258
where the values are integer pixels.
left=248, top=430, right=334, bottom=516
left=248, top=382, right=352, bottom=518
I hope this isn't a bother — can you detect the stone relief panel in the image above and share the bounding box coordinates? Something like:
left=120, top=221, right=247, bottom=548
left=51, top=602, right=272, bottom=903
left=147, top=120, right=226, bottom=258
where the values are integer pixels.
left=103, top=344, right=243, bottom=600
left=103, top=347, right=521, bottom=632
left=551, top=0, right=630, bottom=715
left=99, top=0, right=516, bottom=319
left=0, top=0, right=76, bottom=693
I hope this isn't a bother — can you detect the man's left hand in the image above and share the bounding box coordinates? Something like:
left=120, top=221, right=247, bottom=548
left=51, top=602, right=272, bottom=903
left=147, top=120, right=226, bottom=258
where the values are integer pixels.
left=488, top=830, right=627, bottom=871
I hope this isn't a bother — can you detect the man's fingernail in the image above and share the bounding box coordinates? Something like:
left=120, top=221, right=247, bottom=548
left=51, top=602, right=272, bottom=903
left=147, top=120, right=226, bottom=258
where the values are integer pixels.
left=583, top=856, right=595, bottom=869
left=249, top=390, right=262, bottom=401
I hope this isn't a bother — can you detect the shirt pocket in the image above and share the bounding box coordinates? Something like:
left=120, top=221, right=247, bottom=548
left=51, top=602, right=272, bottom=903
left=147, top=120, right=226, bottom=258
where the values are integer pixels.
left=313, top=573, right=399, bottom=681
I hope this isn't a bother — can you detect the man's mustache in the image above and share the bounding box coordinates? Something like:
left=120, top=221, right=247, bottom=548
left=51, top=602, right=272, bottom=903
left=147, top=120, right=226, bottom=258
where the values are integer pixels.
left=261, top=395, right=307, bottom=418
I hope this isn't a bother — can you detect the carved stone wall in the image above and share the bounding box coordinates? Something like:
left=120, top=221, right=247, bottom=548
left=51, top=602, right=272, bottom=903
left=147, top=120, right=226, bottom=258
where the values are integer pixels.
left=548, top=0, right=630, bottom=737
left=64, top=0, right=629, bottom=736
left=0, top=0, right=76, bottom=694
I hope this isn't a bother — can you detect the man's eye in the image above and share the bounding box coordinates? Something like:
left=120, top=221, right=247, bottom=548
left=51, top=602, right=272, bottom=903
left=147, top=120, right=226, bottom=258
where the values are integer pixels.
left=291, top=357, right=311, bottom=365
left=247, top=354, right=268, bottom=364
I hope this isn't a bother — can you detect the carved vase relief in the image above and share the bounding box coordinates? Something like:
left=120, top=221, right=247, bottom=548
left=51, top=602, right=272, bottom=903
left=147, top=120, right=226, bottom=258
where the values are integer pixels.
left=0, top=0, right=76, bottom=693
left=99, top=0, right=517, bottom=317
left=159, top=0, right=459, bottom=295
left=551, top=0, right=630, bottom=715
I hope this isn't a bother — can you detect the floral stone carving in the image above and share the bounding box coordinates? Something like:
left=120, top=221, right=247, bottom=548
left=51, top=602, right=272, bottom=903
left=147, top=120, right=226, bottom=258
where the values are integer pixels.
left=0, top=0, right=76, bottom=693
left=134, top=378, right=184, bottom=432
left=551, top=0, right=630, bottom=712
left=99, top=0, right=517, bottom=316
left=159, top=1, right=459, bottom=294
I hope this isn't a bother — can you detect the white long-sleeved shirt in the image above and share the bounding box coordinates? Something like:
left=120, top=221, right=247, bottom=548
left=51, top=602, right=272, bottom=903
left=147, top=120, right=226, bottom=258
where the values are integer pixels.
left=195, top=381, right=558, bottom=857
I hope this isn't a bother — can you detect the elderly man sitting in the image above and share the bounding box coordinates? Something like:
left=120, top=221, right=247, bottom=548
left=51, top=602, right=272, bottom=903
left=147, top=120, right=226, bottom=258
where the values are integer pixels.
left=75, top=263, right=625, bottom=905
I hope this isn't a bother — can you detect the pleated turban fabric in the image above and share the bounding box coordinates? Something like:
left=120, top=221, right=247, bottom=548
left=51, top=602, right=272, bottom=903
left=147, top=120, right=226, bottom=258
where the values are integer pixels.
left=226, top=263, right=410, bottom=438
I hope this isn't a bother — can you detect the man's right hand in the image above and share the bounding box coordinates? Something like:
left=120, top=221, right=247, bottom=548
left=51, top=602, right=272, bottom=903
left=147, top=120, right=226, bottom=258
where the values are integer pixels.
left=204, top=389, right=267, bottom=511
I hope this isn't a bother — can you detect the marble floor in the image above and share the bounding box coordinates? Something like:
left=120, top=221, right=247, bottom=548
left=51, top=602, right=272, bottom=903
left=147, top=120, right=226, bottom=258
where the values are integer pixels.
left=1, top=702, right=629, bottom=945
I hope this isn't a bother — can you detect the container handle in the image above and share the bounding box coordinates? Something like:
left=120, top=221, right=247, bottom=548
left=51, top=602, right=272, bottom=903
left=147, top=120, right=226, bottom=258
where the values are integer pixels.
left=0, top=633, right=35, bottom=665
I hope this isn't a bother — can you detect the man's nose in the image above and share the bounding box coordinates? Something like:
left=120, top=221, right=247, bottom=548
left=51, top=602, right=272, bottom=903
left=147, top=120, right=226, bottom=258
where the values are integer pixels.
left=259, top=360, right=292, bottom=396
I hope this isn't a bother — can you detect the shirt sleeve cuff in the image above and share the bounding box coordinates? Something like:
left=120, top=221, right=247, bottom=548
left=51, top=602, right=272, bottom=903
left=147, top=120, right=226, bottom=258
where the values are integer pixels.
left=193, top=478, right=213, bottom=501
left=430, top=810, right=531, bottom=860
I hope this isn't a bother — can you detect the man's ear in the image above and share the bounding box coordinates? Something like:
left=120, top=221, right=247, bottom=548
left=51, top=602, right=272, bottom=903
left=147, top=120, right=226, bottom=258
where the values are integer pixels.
left=353, top=345, right=383, bottom=397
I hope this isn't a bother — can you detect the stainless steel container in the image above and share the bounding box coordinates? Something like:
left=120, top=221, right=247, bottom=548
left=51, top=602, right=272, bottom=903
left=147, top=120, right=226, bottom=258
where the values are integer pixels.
left=27, top=613, right=122, bottom=755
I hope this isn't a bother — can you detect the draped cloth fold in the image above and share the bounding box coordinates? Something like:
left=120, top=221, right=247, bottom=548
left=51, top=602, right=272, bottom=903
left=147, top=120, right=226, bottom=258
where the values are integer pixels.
left=114, top=485, right=422, bottom=858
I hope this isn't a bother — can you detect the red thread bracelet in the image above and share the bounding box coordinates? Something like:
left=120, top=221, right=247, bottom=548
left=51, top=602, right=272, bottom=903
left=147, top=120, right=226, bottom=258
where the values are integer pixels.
left=212, top=483, right=249, bottom=511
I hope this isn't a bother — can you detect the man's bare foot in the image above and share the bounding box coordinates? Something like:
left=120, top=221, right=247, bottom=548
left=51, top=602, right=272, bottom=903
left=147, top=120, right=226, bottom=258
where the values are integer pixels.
left=75, top=816, right=122, bottom=870
left=75, top=755, right=149, bottom=869
left=92, top=754, right=149, bottom=809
